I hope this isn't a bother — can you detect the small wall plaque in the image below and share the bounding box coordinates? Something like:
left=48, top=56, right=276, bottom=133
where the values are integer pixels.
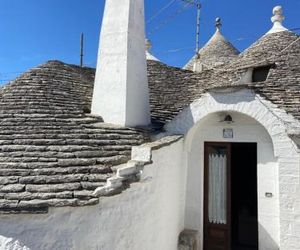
left=223, top=128, right=233, bottom=138
left=265, top=192, right=273, bottom=198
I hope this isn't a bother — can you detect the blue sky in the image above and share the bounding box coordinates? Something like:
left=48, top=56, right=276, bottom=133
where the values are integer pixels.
left=0, top=0, right=299, bottom=85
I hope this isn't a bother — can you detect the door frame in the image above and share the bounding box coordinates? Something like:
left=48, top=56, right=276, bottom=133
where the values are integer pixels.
left=204, top=142, right=232, bottom=250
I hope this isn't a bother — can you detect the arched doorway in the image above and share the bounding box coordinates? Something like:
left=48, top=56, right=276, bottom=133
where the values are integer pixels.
left=184, top=111, right=279, bottom=250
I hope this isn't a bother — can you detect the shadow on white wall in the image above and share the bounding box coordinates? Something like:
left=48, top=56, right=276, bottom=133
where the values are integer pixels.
left=259, top=223, right=280, bottom=250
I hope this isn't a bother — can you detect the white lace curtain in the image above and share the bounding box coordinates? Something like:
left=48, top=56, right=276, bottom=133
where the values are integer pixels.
left=208, top=154, right=227, bottom=224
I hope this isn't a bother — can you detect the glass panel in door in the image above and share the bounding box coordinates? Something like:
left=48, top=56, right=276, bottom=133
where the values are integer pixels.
left=204, top=143, right=231, bottom=250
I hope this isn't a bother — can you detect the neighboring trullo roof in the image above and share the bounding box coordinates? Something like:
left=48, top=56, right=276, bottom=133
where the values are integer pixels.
left=219, top=7, right=300, bottom=121
left=227, top=6, right=295, bottom=69
left=184, top=18, right=239, bottom=71
left=149, top=29, right=300, bottom=122
left=150, top=7, right=300, bottom=122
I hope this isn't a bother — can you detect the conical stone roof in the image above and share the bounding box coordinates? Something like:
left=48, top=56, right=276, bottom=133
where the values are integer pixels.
left=184, top=18, right=239, bottom=71
left=227, top=31, right=299, bottom=69
left=0, top=61, right=147, bottom=213
left=227, top=6, right=298, bottom=69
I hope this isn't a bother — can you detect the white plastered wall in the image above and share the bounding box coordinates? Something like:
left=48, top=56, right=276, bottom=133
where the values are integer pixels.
left=165, top=88, right=300, bottom=250
left=0, top=138, right=186, bottom=250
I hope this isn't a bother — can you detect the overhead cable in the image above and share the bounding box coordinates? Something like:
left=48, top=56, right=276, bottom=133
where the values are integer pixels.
left=146, top=0, right=177, bottom=24
left=156, top=46, right=195, bottom=54
left=147, top=2, right=193, bottom=35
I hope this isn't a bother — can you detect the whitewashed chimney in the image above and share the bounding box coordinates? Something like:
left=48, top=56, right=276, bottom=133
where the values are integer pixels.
left=91, top=0, right=150, bottom=127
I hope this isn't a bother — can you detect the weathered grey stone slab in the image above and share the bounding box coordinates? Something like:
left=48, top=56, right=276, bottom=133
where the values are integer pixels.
left=26, top=183, right=81, bottom=193
left=0, top=184, right=25, bottom=193
left=0, top=177, right=18, bottom=185
left=19, top=174, right=84, bottom=184
left=73, top=190, right=96, bottom=199
left=81, top=182, right=105, bottom=190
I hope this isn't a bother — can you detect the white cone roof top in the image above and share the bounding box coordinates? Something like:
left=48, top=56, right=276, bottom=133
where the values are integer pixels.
left=183, top=18, right=239, bottom=71
left=267, top=6, right=289, bottom=34
left=146, top=39, right=160, bottom=62
left=205, top=18, right=229, bottom=48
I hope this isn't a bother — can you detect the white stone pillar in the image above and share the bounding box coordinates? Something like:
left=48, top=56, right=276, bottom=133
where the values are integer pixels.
left=91, top=0, right=150, bottom=127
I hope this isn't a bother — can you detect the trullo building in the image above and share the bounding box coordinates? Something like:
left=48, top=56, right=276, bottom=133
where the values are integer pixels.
left=0, top=1, right=299, bottom=250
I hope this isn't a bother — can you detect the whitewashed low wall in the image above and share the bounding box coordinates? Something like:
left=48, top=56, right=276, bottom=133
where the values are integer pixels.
left=0, top=136, right=185, bottom=250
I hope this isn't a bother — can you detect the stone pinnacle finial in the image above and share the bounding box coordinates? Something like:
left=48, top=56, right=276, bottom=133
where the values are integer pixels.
left=272, top=6, right=284, bottom=24
left=267, top=6, right=288, bottom=34
left=145, top=39, right=152, bottom=52
left=215, top=17, right=222, bottom=30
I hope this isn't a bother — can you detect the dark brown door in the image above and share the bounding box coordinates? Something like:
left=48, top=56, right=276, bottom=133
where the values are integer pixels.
left=204, top=142, right=231, bottom=250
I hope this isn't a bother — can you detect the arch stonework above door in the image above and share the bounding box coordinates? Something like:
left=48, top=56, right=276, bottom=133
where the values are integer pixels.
left=165, top=88, right=300, bottom=158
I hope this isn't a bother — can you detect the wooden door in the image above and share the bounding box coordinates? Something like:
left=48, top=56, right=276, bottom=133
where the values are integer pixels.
left=204, top=142, right=231, bottom=250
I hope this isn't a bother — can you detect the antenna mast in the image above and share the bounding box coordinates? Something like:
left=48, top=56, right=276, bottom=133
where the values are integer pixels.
left=80, top=33, right=84, bottom=67
left=195, top=2, right=201, bottom=55
left=181, top=0, right=202, bottom=55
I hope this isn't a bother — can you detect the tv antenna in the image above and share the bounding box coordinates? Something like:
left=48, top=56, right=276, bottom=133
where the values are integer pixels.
left=80, top=33, right=84, bottom=67
left=181, top=0, right=202, bottom=55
